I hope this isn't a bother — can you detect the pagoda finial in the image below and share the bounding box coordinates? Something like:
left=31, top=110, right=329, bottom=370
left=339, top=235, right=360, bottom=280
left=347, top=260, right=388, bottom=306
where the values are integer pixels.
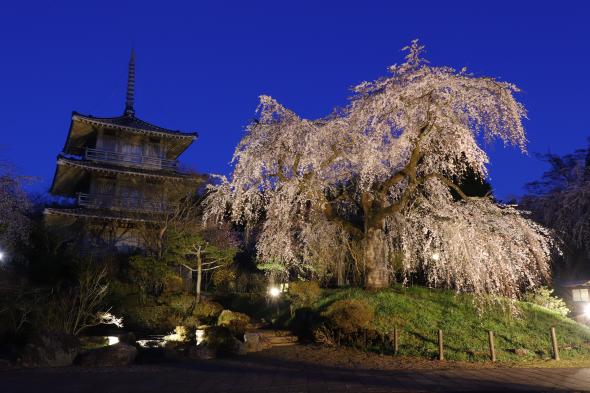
left=124, top=48, right=136, bottom=117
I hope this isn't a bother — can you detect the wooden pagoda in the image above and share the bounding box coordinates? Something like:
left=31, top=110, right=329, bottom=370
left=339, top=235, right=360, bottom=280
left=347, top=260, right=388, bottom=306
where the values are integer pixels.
left=45, top=51, right=201, bottom=250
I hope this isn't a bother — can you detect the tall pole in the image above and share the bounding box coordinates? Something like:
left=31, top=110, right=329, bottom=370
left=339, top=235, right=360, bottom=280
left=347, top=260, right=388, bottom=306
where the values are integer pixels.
left=551, top=327, right=560, bottom=361
left=488, top=331, right=496, bottom=362
left=438, top=329, right=444, bottom=361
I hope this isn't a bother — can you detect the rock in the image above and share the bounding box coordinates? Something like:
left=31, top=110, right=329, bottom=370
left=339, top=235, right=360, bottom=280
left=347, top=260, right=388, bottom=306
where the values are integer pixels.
left=244, top=332, right=260, bottom=346
left=312, top=327, right=335, bottom=346
left=118, top=332, right=136, bottom=345
left=233, top=338, right=248, bottom=355
left=163, top=341, right=189, bottom=360
left=243, top=332, right=272, bottom=353
left=19, top=331, right=80, bottom=368
left=188, top=344, right=216, bottom=360
left=78, top=343, right=137, bottom=367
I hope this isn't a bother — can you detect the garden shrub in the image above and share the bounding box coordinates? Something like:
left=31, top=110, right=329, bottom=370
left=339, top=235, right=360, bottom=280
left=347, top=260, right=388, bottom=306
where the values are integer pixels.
left=194, top=300, right=223, bottom=323
left=289, top=281, right=322, bottom=309
left=322, top=299, right=374, bottom=335
left=289, top=307, right=321, bottom=341
left=108, top=280, right=135, bottom=301
left=524, top=286, right=569, bottom=317
left=126, top=304, right=180, bottom=332
left=319, top=299, right=375, bottom=347
left=166, top=293, right=196, bottom=315
left=162, top=295, right=223, bottom=327
left=233, top=271, right=267, bottom=293
left=128, top=255, right=168, bottom=295
left=163, top=274, right=184, bottom=294
left=217, top=310, right=250, bottom=339
left=217, top=293, right=274, bottom=321
left=211, top=268, right=237, bottom=292
left=109, top=278, right=225, bottom=332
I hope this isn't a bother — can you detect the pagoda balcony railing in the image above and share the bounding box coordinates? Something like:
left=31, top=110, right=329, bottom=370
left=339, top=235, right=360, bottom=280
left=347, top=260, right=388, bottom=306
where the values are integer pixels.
left=77, top=192, right=173, bottom=213
left=85, top=147, right=178, bottom=170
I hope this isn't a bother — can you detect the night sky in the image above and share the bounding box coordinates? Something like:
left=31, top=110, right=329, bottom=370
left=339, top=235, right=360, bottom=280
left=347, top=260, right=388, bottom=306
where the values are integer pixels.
left=1, top=1, right=589, bottom=200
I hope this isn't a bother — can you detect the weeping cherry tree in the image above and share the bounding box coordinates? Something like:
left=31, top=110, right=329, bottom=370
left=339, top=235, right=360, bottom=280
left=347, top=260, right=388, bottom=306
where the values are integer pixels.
left=204, top=40, right=555, bottom=297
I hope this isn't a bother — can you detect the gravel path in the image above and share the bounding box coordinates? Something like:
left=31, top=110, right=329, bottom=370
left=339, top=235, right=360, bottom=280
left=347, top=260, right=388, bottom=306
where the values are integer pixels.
left=2, top=345, right=590, bottom=392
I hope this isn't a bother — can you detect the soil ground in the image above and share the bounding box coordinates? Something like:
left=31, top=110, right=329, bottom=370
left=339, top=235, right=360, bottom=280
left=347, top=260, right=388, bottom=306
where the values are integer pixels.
left=260, top=343, right=590, bottom=370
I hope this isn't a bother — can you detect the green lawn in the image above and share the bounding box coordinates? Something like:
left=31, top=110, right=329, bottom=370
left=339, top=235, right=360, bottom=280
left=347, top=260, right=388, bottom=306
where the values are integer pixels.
left=309, top=286, right=590, bottom=362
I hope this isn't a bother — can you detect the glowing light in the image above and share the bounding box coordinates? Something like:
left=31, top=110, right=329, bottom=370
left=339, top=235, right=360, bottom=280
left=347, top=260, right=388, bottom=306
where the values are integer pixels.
left=269, top=287, right=281, bottom=298
left=0, top=251, right=4, bottom=261
left=584, top=303, right=590, bottom=316
left=107, top=336, right=119, bottom=345
left=196, top=329, right=205, bottom=345
left=431, top=253, right=440, bottom=261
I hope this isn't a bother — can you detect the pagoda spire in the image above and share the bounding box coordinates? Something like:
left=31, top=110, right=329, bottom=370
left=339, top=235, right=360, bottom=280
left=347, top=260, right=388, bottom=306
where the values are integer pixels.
left=124, top=48, right=136, bottom=117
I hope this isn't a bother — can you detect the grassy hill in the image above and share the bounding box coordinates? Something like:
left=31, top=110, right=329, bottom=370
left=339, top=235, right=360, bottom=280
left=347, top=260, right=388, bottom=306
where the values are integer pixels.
left=305, top=286, right=590, bottom=362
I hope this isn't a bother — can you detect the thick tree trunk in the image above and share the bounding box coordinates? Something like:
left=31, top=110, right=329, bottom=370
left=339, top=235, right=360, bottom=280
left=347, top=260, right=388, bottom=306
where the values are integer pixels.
left=364, top=227, right=390, bottom=289
left=336, top=257, right=345, bottom=286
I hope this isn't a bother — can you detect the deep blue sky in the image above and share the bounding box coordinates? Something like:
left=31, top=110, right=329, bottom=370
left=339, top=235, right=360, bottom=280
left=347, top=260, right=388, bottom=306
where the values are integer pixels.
left=1, top=1, right=589, bottom=200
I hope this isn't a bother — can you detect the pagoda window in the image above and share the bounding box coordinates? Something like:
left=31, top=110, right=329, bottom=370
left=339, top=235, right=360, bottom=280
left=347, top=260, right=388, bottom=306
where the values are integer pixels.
left=99, top=129, right=117, bottom=152
left=117, top=185, right=143, bottom=210
left=145, top=137, right=162, bottom=158
left=95, top=178, right=115, bottom=195
left=572, top=288, right=589, bottom=302
left=120, top=142, right=142, bottom=162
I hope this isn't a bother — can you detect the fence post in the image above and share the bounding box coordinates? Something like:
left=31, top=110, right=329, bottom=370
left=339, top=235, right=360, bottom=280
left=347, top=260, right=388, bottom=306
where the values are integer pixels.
left=438, top=329, right=444, bottom=361
left=550, top=326, right=560, bottom=361
left=488, top=331, right=496, bottom=362
left=393, top=327, right=399, bottom=355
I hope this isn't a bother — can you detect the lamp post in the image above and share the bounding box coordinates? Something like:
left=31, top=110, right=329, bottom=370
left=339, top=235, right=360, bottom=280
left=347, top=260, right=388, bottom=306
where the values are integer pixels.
left=268, top=286, right=281, bottom=326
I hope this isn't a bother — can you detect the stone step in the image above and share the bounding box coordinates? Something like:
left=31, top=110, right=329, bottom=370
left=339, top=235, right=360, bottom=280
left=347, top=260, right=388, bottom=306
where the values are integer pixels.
left=268, top=335, right=298, bottom=342
left=247, top=330, right=298, bottom=347
left=270, top=342, right=298, bottom=347
left=268, top=338, right=298, bottom=346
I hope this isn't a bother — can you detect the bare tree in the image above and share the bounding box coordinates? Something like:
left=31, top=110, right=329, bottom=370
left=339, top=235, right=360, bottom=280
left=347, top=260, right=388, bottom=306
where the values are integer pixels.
left=137, top=179, right=202, bottom=259
left=46, top=264, right=122, bottom=335
left=0, top=159, right=30, bottom=256
left=522, top=140, right=590, bottom=278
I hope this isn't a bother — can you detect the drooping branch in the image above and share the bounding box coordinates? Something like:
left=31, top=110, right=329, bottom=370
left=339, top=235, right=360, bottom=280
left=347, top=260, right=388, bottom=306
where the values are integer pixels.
left=424, top=173, right=491, bottom=201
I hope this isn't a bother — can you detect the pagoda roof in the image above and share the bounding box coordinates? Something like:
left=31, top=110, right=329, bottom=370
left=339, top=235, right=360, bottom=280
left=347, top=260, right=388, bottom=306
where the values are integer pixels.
left=50, top=156, right=203, bottom=197
left=63, top=113, right=197, bottom=158
left=559, top=279, right=590, bottom=288
left=71, top=112, right=197, bottom=139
